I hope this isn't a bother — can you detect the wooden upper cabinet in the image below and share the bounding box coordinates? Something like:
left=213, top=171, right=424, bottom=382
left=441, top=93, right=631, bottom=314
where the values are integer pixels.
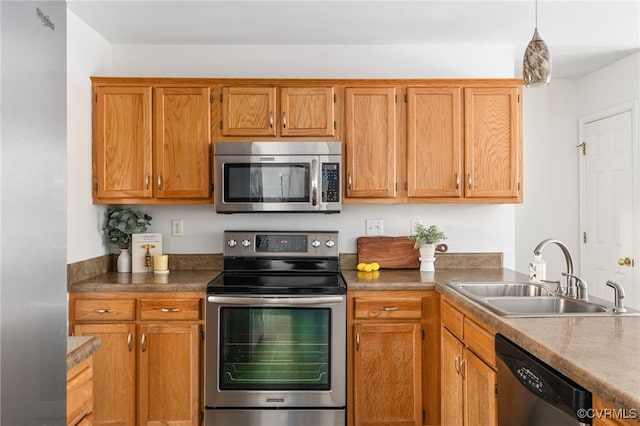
left=154, top=86, right=211, bottom=199
left=280, top=87, right=335, bottom=136
left=221, top=86, right=277, bottom=136
left=344, top=86, right=397, bottom=199
left=406, top=87, right=463, bottom=198
left=464, top=86, right=521, bottom=199
left=220, top=85, right=335, bottom=137
left=94, top=85, right=153, bottom=200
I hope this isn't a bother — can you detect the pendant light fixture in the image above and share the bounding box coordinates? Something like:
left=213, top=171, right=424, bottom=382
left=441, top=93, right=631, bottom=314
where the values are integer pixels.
left=523, top=0, right=551, bottom=87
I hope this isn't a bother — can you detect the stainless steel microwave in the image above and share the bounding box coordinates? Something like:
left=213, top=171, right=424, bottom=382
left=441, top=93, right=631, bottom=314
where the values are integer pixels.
left=214, top=141, right=342, bottom=213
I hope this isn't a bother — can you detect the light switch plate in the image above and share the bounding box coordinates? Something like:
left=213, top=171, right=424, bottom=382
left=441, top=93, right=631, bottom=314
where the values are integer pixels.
left=410, top=218, right=423, bottom=235
left=365, top=218, right=384, bottom=236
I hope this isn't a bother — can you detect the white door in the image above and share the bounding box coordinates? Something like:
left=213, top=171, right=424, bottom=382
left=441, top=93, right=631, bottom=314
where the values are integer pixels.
left=580, top=107, right=637, bottom=309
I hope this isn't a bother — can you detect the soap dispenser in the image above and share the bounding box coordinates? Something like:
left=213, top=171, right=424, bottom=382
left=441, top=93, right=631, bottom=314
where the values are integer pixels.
left=528, top=254, right=546, bottom=283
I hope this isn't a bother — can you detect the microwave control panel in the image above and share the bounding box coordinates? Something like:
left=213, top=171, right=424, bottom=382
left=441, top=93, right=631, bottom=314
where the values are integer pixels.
left=322, top=163, right=340, bottom=202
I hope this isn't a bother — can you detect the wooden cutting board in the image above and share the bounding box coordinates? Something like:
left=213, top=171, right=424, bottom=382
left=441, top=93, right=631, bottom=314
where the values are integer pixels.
left=357, top=236, right=420, bottom=269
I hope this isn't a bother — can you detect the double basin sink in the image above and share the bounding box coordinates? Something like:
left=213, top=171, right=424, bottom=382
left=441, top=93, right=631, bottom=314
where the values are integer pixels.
left=447, top=281, right=639, bottom=317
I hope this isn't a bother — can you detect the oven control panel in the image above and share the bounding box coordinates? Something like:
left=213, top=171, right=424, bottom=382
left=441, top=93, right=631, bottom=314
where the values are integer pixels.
left=223, top=231, right=339, bottom=257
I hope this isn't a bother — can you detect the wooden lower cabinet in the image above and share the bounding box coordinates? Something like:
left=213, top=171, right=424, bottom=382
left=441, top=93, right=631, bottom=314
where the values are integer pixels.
left=348, top=290, right=441, bottom=426
left=70, top=292, right=203, bottom=426
left=441, top=299, right=497, bottom=426
left=67, top=356, right=95, bottom=426
left=593, top=396, right=639, bottom=426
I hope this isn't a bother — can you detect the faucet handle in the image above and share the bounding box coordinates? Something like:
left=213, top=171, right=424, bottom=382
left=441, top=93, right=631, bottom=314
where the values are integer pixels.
left=561, top=272, right=589, bottom=301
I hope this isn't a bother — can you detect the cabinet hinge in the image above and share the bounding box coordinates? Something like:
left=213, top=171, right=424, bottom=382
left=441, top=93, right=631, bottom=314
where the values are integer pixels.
left=494, top=384, right=498, bottom=396
left=422, top=410, right=426, bottom=423
left=333, top=94, right=337, bottom=103
left=405, top=94, right=408, bottom=103
left=209, top=94, right=213, bottom=103
left=404, top=182, right=408, bottom=191
left=517, top=94, right=520, bottom=103
left=395, top=94, right=397, bottom=103
left=517, top=181, right=521, bottom=192
left=219, top=120, right=223, bottom=130
left=95, top=93, right=98, bottom=102
left=583, top=232, right=587, bottom=244
left=334, top=120, right=337, bottom=130
left=219, top=94, right=223, bottom=102
left=210, top=183, right=214, bottom=193
left=421, top=329, right=425, bottom=340
left=200, top=330, right=205, bottom=341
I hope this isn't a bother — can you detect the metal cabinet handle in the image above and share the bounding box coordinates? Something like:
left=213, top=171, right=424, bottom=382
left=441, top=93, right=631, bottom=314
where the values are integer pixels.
left=144, top=174, right=149, bottom=190
left=157, top=174, right=162, bottom=190
left=348, top=174, right=352, bottom=190
left=460, top=358, right=467, bottom=379
left=94, top=309, right=114, bottom=314
left=454, top=354, right=461, bottom=374
left=356, top=333, right=360, bottom=351
left=468, top=174, right=472, bottom=190
left=160, top=308, right=181, bottom=313
left=141, top=333, right=147, bottom=352
left=455, top=173, right=460, bottom=189
left=127, top=332, right=132, bottom=352
left=269, top=111, right=274, bottom=128
left=283, top=111, right=287, bottom=128
left=379, top=306, right=399, bottom=312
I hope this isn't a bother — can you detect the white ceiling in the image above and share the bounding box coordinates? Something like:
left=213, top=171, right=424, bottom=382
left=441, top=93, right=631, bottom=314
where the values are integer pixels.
left=67, top=0, right=640, bottom=78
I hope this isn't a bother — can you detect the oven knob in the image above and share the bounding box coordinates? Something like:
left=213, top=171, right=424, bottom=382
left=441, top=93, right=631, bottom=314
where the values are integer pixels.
left=326, top=239, right=335, bottom=248
left=227, top=239, right=237, bottom=247
left=311, top=239, right=321, bottom=248
left=241, top=239, right=251, bottom=247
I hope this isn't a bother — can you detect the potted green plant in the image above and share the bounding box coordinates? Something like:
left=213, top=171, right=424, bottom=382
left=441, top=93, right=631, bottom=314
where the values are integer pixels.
left=103, top=207, right=152, bottom=272
left=409, top=224, right=447, bottom=272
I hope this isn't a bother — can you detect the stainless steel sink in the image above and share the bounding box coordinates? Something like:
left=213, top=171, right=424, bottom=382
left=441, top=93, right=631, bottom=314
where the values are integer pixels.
left=450, top=282, right=554, bottom=298
left=483, top=296, right=607, bottom=315
left=446, top=281, right=640, bottom=317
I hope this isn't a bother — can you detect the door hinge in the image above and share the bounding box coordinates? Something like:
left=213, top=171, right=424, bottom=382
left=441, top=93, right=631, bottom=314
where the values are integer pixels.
left=405, top=94, right=408, bottom=103
left=334, top=120, right=337, bottom=130
left=494, top=384, right=498, bottom=396
left=577, top=142, right=586, bottom=155
left=583, top=232, right=587, bottom=244
left=333, top=94, right=337, bottom=103
left=219, top=120, right=223, bottom=130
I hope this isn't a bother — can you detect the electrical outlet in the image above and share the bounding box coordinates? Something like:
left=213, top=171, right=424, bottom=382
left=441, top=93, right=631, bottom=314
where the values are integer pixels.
left=410, top=218, right=423, bottom=235
left=365, top=218, right=384, bottom=236
left=171, top=219, right=184, bottom=237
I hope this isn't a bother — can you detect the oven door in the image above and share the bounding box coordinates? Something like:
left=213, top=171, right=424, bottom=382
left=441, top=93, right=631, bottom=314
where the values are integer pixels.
left=205, top=294, right=346, bottom=408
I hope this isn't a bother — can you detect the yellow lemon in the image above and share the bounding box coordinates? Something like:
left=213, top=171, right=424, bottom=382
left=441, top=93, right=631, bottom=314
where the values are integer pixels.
left=370, top=262, right=380, bottom=271
left=356, top=263, right=366, bottom=271
left=363, top=263, right=373, bottom=272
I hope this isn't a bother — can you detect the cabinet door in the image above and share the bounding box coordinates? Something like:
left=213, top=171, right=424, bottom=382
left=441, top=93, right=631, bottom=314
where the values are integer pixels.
left=280, top=87, right=335, bottom=136
left=353, top=322, right=422, bottom=426
left=406, top=87, right=463, bottom=198
left=93, top=85, right=153, bottom=201
left=138, top=323, right=200, bottom=426
left=74, top=323, right=136, bottom=426
left=441, top=328, right=464, bottom=426
left=464, top=87, right=520, bottom=199
left=344, top=87, right=397, bottom=199
left=464, top=350, right=497, bottom=426
left=154, top=87, right=211, bottom=199
left=221, top=86, right=277, bottom=136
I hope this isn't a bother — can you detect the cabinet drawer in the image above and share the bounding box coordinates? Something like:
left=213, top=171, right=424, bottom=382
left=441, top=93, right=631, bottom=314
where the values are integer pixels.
left=67, top=357, right=93, bottom=426
left=74, top=299, right=136, bottom=321
left=140, top=298, right=201, bottom=321
left=464, top=317, right=495, bottom=368
left=441, top=300, right=464, bottom=339
left=354, top=297, right=422, bottom=319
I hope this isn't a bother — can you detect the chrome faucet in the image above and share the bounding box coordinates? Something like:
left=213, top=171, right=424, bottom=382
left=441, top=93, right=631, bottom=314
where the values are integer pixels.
left=605, top=280, right=627, bottom=313
left=533, top=239, right=579, bottom=298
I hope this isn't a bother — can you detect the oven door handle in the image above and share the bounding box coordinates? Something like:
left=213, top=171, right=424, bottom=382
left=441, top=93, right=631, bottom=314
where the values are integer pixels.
left=207, top=295, right=344, bottom=306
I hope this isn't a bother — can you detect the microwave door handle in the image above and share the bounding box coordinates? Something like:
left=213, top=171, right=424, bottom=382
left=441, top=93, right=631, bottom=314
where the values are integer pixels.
left=207, top=295, right=344, bottom=306
left=311, top=159, right=318, bottom=206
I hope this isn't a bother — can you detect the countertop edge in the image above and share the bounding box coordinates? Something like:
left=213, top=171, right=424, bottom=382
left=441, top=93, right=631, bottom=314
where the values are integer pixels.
left=67, top=336, right=101, bottom=371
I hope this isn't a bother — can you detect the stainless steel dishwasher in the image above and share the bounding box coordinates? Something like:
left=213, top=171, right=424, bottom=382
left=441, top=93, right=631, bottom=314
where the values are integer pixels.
left=495, top=334, right=592, bottom=426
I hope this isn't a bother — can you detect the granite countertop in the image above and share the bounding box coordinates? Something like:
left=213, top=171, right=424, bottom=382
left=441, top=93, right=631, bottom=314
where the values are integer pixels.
left=70, top=270, right=219, bottom=292
left=67, top=336, right=101, bottom=371
left=347, top=268, right=640, bottom=417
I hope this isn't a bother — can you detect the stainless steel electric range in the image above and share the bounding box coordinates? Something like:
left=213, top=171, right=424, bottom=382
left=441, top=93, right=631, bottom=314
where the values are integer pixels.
left=205, top=231, right=346, bottom=426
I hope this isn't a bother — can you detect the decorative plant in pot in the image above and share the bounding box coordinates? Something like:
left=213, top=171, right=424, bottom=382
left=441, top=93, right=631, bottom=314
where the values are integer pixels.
left=409, top=224, right=447, bottom=272
left=103, top=207, right=152, bottom=273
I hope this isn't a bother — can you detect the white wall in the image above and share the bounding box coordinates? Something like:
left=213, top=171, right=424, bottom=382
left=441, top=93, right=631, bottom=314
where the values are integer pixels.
left=67, top=9, right=111, bottom=263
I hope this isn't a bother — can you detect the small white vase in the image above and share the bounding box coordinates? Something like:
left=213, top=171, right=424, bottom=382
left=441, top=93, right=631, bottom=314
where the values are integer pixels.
left=117, top=248, right=131, bottom=273
left=419, top=244, right=436, bottom=272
